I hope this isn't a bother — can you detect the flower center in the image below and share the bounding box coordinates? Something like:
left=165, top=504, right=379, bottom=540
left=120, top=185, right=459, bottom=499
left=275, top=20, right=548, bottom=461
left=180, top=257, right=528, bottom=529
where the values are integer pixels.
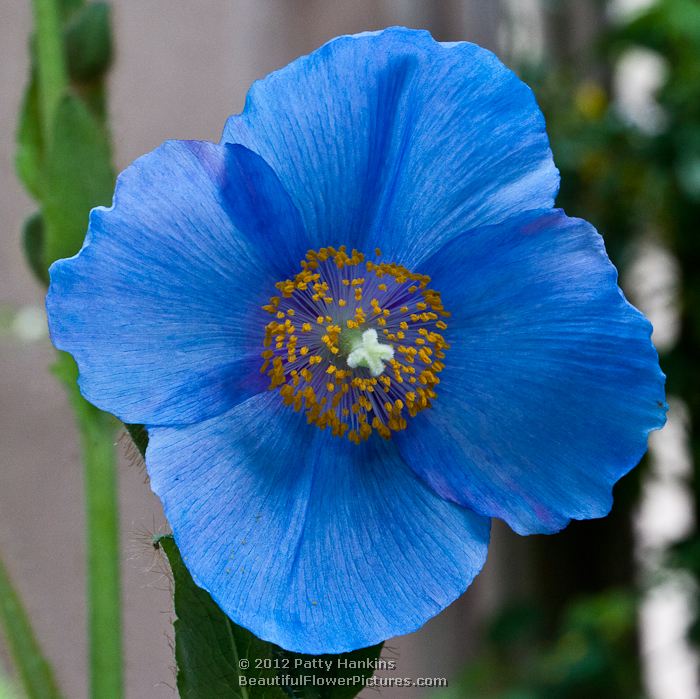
left=260, top=246, right=450, bottom=443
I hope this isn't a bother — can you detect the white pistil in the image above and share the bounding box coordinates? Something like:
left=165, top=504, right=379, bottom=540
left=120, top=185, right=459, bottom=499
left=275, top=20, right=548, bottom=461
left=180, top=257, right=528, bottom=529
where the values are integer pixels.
left=346, top=328, right=394, bottom=377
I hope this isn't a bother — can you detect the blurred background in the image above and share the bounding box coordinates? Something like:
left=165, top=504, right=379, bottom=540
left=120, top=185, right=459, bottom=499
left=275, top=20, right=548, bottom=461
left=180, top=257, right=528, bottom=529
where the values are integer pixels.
left=1, top=0, right=699, bottom=697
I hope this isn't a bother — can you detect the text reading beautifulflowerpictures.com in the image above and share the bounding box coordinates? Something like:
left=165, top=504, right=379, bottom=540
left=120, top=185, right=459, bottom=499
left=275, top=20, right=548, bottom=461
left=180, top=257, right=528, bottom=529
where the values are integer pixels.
left=239, top=675, right=448, bottom=690
left=239, top=655, right=449, bottom=689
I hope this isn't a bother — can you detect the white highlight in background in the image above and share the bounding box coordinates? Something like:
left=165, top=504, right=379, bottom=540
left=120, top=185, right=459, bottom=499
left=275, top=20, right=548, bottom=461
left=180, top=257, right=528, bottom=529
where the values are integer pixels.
left=628, top=241, right=698, bottom=699
left=636, top=401, right=699, bottom=699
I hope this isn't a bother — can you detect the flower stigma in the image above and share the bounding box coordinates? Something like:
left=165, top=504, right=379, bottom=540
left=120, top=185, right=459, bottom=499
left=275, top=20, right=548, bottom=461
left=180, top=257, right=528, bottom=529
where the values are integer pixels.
left=260, top=246, right=450, bottom=444
left=346, top=328, right=394, bottom=377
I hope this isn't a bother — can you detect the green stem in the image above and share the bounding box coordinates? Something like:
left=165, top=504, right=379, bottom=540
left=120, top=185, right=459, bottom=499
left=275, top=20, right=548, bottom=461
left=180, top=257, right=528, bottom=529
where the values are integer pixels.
left=0, top=554, right=63, bottom=699
left=31, top=0, right=68, bottom=146
left=28, top=2, right=121, bottom=697
left=56, top=354, right=122, bottom=699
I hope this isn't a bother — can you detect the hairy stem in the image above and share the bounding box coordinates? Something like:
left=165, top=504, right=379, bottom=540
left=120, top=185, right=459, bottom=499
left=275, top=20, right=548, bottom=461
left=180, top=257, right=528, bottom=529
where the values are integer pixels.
left=57, top=354, right=122, bottom=699
left=31, top=0, right=68, bottom=145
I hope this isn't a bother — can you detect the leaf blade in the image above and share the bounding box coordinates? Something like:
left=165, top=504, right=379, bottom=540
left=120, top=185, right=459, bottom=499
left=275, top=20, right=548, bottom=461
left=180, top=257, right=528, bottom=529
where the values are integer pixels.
left=42, top=94, right=114, bottom=267
left=158, top=534, right=383, bottom=699
left=15, top=72, right=44, bottom=200
left=0, top=554, right=64, bottom=699
left=22, top=212, right=49, bottom=286
left=158, top=535, right=287, bottom=699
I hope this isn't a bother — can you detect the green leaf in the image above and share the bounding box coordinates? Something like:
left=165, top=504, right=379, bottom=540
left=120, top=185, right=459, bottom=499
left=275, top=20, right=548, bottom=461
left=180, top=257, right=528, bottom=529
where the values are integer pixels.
left=0, top=671, right=21, bottom=699
left=158, top=535, right=383, bottom=699
left=65, top=2, right=112, bottom=83
left=280, top=644, right=384, bottom=699
left=158, top=535, right=287, bottom=699
left=125, top=424, right=148, bottom=459
left=0, top=553, right=64, bottom=699
left=22, top=212, right=49, bottom=286
left=15, top=72, right=44, bottom=199
left=42, top=94, right=114, bottom=266
left=58, top=0, right=84, bottom=22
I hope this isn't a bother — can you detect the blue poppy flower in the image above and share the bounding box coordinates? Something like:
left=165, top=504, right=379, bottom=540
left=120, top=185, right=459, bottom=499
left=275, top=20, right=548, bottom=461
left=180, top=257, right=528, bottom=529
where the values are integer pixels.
left=46, top=27, right=666, bottom=653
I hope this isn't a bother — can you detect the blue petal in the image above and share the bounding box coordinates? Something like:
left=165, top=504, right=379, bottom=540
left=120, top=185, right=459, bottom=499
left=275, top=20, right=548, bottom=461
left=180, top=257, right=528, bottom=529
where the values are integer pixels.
left=146, top=391, right=490, bottom=653
left=47, top=141, right=306, bottom=425
left=222, top=26, right=559, bottom=266
left=395, top=209, right=667, bottom=535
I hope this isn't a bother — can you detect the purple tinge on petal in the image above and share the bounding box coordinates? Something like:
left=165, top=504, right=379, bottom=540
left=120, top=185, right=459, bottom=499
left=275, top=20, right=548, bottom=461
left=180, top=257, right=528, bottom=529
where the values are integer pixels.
left=394, top=209, right=666, bottom=535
